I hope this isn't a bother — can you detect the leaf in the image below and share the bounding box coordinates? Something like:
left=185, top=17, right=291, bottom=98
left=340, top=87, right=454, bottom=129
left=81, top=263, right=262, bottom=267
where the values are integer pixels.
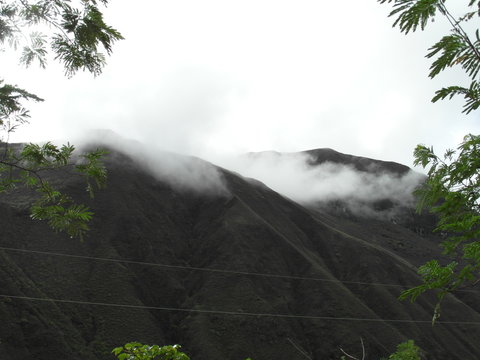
left=463, top=242, right=480, bottom=261
left=0, top=0, right=120, bottom=241
left=112, top=342, right=191, bottom=360
left=20, top=31, right=48, bottom=68
left=112, top=347, right=124, bottom=356
left=0, top=80, right=44, bottom=111
left=379, top=0, right=442, bottom=34
left=76, top=148, right=108, bottom=197
left=388, top=340, right=421, bottom=360
left=432, top=82, right=480, bottom=114
left=413, top=144, right=437, bottom=168
left=427, top=34, right=469, bottom=78
left=49, top=2, right=123, bottom=77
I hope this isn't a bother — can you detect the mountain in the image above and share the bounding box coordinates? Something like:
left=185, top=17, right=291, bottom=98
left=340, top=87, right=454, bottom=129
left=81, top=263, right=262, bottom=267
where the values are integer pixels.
left=1, top=147, right=479, bottom=360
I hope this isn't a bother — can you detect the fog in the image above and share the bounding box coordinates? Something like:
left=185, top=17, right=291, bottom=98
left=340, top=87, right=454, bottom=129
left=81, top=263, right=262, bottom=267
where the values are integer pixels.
left=71, top=131, right=424, bottom=219
left=216, top=151, right=424, bottom=208
left=74, top=130, right=229, bottom=197
left=3, top=0, right=480, bottom=171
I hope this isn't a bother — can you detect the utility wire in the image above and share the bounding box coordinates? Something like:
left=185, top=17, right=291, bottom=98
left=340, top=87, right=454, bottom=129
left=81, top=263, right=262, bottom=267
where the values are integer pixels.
left=2, top=246, right=480, bottom=325
left=1, top=245, right=478, bottom=294
left=1, top=293, right=480, bottom=325
left=0, top=294, right=480, bottom=325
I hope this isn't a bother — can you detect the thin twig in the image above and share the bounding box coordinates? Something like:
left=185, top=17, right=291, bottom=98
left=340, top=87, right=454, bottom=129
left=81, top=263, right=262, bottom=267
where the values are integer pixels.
left=361, top=337, right=365, bottom=360
left=439, top=3, right=480, bottom=61
left=339, top=348, right=360, bottom=360
left=0, top=159, right=50, bottom=196
left=339, top=337, right=365, bottom=360
left=287, top=338, right=312, bottom=360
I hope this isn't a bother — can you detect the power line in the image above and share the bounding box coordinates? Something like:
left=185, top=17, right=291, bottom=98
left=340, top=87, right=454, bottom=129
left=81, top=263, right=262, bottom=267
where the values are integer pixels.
left=1, top=293, right=479, bottom=325
left=2, top=246, right=398, bottom=286
left=1, top=245, right=478, bottom=294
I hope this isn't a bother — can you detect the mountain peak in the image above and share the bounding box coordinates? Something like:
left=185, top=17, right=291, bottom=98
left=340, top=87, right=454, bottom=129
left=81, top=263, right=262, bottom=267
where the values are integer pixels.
left=301, top=148, right=411, bottom=176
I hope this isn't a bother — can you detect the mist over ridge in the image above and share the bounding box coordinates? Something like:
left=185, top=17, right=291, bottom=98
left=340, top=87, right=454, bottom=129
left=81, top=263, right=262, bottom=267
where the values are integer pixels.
left=74, top=129, right=229, bottom=197
left=213, top=148, right=425, bottom=212
left=72, top=130, right=424, bottom=218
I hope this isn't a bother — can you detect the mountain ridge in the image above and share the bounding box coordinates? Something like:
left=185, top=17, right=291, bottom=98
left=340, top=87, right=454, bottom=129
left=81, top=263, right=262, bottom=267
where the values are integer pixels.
left=247, top=147, right=412, bottom=176
left=0, top=146, right=479, bottom=360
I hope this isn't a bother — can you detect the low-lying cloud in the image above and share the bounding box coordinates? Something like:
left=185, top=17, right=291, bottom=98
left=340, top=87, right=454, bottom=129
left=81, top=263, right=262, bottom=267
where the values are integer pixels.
left=215, top=151, right=425, bottom=215
left=70, top=131, right=424, bottom=218
left=73, top=130, right=229, bottom=197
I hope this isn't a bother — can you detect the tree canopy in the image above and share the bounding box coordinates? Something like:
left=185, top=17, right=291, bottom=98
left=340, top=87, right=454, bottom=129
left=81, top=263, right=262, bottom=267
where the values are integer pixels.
left=0, top=0, right=122, bottom=239
left=112, top=343, right=190, bottom=360
left=379, top=0, right=480, bottom=321
left=379, top=0, right=480, bottom=114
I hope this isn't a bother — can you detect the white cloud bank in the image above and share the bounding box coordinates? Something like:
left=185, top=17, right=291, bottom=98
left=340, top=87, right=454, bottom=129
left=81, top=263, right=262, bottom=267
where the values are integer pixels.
left=3, top=0, right=480, bottom=170
left=74, top=130, right=229, bottom=197
left=73, top=131, right=424, bottom=219
left=216, top=151, right=425, bottom=211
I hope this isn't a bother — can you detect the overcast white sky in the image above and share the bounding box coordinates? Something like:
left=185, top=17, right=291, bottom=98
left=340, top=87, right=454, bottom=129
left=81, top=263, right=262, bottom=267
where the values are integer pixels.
left=2, top=0, right=479, bottom=168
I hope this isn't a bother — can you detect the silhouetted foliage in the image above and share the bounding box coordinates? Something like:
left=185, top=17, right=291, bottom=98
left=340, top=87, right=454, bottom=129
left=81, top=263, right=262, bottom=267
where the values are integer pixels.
left=379, top=0, right=480, bottom=321
left=0, top=0, right=122, bottom=238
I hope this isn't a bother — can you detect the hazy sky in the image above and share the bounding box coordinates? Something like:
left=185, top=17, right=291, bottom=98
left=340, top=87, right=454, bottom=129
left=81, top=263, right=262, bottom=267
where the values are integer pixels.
left=2, top=0, right=479, bottom=168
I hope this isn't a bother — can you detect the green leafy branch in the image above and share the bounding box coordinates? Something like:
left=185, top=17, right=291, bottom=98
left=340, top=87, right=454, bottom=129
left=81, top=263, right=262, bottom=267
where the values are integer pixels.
left=378, top=0, right=441, bottom=34
left=112, top=343, right=191, bottom=360
left=387, top=340, right=422, bottom=360
left=400, top=134, right=480, bottom=321
left=0, top=79, right=44, bottom=138
left=432, top=81, right=480, bottom=114
left=0, top=1, right=121, bottom=239
left=378, top=0, right=480, bottom=112
left=1, top=0, right=124, bottom=75
left=0, top=142, right=107, bottom=239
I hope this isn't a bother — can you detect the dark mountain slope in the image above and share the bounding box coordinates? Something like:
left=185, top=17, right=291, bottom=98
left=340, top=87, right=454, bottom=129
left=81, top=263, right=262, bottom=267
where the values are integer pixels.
left=0, top=148, right=479, bottom=360
left=303, top=148, right=411, bottom=176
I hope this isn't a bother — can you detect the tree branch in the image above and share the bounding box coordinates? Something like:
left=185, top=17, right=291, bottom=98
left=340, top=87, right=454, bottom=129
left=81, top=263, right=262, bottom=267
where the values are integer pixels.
left=339, top=338, right=365, bottom=360
left=439, top=3, right=480, bottom=61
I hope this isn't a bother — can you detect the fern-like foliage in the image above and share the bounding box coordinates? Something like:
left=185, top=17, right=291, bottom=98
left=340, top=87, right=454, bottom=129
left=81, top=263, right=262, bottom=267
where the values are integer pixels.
left=0, top=141, right=107, bottom=240
left=0, top=0, right=123, bottom=74
left=112, top=343, right=191, bottom=360
left=378, top=0, right=442, bottom=34
left=427, top=31, right=480, bottom=79
left=379, top=0, right=480, bottom=112
left=432, top=81, right=480, bottom=114
left=399, top=135, right=480, bottom=321
left=0, top=80, right=44, bottom=134
left=0, top=1, right=121, bottom=239
left=387, top=340, right=422, bottom=360
left=379, top=0, right=480, bottom=321
left=20, top=31, right=48, bottom=68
